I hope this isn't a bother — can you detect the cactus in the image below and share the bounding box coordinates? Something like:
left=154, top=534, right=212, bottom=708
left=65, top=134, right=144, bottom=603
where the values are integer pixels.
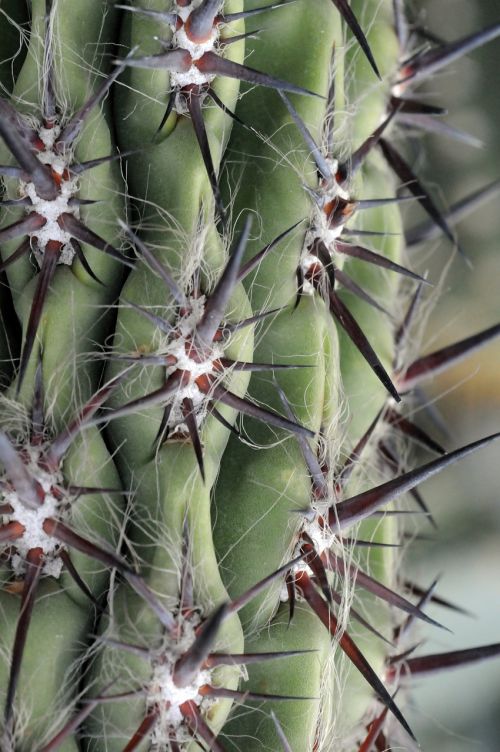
left=0, top=1, right=499, bottom=750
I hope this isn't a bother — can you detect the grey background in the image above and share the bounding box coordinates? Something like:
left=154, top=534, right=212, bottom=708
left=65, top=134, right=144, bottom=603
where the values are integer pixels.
left=399, top=2, right=500, bottom=749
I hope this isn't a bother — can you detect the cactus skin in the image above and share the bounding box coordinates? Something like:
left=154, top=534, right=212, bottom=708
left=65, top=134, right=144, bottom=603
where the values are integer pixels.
left=0, top=1, right=499, bottom=751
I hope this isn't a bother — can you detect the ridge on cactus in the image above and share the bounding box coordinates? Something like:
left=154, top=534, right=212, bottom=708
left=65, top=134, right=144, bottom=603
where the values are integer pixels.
left=0, top=1, right=499, bottom=751
left=0, top=45, right=132, bottom=390
left=117, top=0, right=325, bottom=217
left=98, top=216, right=316, bottom=480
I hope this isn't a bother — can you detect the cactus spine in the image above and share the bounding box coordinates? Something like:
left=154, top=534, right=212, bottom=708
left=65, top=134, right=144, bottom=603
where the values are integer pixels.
left=0, top=1, right=499, bottom=750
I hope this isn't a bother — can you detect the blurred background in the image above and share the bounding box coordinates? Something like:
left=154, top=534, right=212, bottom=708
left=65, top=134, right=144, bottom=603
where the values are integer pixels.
left=398, top=2, right=500, bottom=749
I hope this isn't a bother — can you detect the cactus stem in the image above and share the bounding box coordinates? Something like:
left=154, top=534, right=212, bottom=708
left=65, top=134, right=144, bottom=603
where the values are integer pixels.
left=16, top=241, right=60, bottom=393
left=58, top=550, right=103, bottom=610
left=324, top=551, right=446, bottom=630
left=296, top=569, right=414, bottom=740
left=3, top=547, right=44, bottom=737
left=206, top=649, right=316, bottom=667
left=272, top=710, right=293, bottom=752
left=38, top=694, right=103, bottom=752
left=339, top=111, right=396, bottom=181
left=186, top=88, right=225, bottom=220
left=119, top=0, right=322, bottom=211
left=330, top=0, right=380, bottom=78
left=327, top=291, right=401, bottom=401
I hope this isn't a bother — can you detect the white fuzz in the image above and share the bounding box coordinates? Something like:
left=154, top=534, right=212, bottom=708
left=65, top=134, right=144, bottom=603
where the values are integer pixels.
left=174, top=26, right=218, bottom=61
left=150, top=662, right=209, bottom=730
left=305, top=158, right=353, bottom=251
left=175, top=2, right=196, bottom=24
left=178, top=294, right=205, bottom=336
left=156, top=295, right=224, bottom=436
left=165, top=342, right=221, bottom=435
left=0, top=448, right=67, bottom=577
left=171, top=65, right=215, bottom=88
left=308, top=220, right=346, bottom=248
left=147, top=616, right=212, bottom=741
left=170, top=1, right=221, bottom=90
left=280, top=506, right=335, bottom=601
left=299, top=252, right=322, bottom=296
left=322, top=158, right=351, bottom=203
left=303, top=512, right=336, bottom=557
left=18, top=122, right=79, bottom=264
left=23, top=180, right=77, bottom=263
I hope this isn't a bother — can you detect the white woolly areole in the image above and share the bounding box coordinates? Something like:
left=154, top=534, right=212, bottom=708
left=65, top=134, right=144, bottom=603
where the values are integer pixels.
left=170, top=2, right=220, bottom=90
left=39, top=124, right=60, bottom=151
left=1, top=451, right=67, bottom=577
left=148, top=616, right=212, bottom=739
left=175, top=2, right=196, bottom=23
left=305, top=157, right=353, bottom=249
left=174, top=25, right=218, bottom=61
left=322, top=158, right=351, bottom=203
left=18, top=122, right=79, bottom=263
left=178, top=294, right=205, bottom=334
left=305, top=207, right=347, bottom=265
left=303, top=513, right=336, bottom=557
left=157, top=295, right=224, bottom=435
left=315, top=221, right=347, bottom=247
left=391, top=81, right=405, bottom=98
left=280, top=508, right=335, bottom=601
left=171, top=64, right=215, bottom=89
left=299, top=252, right=321, bottom=296
left=23, top=180, right=78, bottom=263
left=150, top=661, right=210, bottom=731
